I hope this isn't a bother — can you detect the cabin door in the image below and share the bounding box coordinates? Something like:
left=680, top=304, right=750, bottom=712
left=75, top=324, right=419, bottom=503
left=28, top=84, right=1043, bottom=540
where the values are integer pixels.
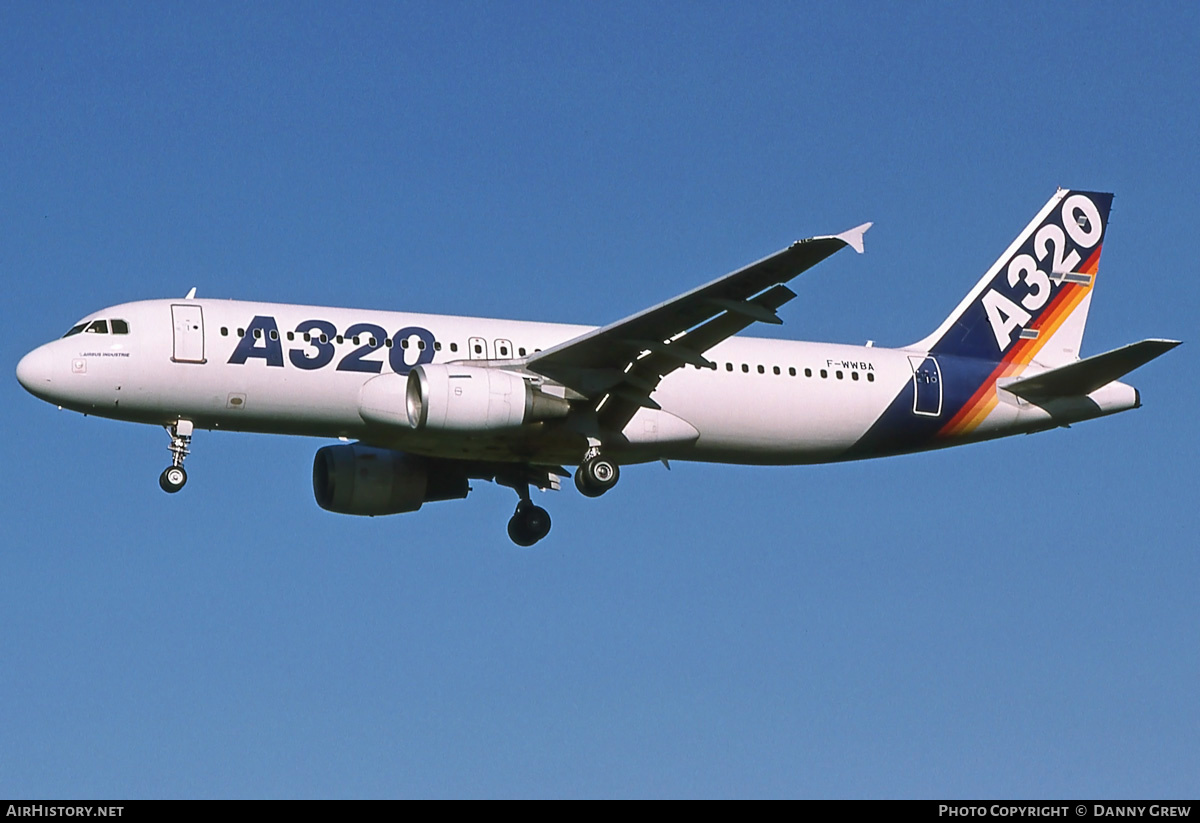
left=908, top=355, right=942, bottom=417
left=171, top=304, right=206, bottom=364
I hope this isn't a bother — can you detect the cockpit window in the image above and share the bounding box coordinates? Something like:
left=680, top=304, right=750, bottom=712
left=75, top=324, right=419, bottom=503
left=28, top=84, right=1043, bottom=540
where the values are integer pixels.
left=62, top=318, right=128, bottom=337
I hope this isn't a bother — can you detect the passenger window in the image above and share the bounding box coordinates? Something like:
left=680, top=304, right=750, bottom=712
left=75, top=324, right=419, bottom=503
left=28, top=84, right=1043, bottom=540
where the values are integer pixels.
left=726, top=363, right=733, bottom=372
left=220, top=327, right=229, bottom=336
left=852, top=372, right=859, bottom=381
left=85, top=320, right=109, bottom=334
left=385, top=338, right=392, bottom=347
left=473, top=344, right=482, bottom=355
left=773, top=366, right=781, bottom=375
left=111, top=320, right=129, bottom=334
left=336, top=335, right=344, bottom=344
left=741, top=364, right=749, bottom=373
left=352, top=336, right=360, bottom=345
left=402, top=339, right=410, bottom=349
left=805, top=368, right=812, bottom=377
left=254, top=329, right=262, bottom=339
left=238, top=328, right=245, bottom=337
left=287, top=332, right=294, bottom=341
left=867, top=373, right=875, bottom=382
left=418, top=340, right=426, bottom=350
left=820, top=369, right=828, bottom=378
left=757, top=365, right=764, bottom=374
left=270, top=330, right=279, bottom=341
left=789, top=367, right=796, bottom=377
left=450, top=343, right=459, bottom=353
left=836, top=370, right=843, bottom=380
left=436, top=342, right=444, bottom=351
left=518, top=347, right=525, bottom=356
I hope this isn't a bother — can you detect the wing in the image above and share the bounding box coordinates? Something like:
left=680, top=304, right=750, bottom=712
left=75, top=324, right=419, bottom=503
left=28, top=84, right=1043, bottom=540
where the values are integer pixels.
left=526, top=223, right=871, bottom=428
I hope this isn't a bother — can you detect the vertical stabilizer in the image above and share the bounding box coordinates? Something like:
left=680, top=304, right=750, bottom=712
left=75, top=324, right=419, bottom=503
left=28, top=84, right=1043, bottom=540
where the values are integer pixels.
left=908, top=189, right=1114, bottom=368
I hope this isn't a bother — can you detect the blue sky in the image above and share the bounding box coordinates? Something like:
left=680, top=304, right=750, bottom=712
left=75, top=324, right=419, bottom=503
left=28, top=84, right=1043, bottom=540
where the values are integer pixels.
left=2, top=1, right=1197, bottom=798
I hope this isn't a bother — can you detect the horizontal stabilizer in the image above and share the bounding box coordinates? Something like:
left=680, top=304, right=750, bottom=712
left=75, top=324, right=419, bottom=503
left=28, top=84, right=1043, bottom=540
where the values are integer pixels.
left=1003, top=339, right=1181, bottom=402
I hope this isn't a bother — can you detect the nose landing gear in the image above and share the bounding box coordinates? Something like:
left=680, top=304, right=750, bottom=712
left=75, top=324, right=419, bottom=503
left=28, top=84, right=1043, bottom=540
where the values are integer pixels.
left=159, top=419, right=193, bottom=493
left=159, top=464, right=187, bottom=493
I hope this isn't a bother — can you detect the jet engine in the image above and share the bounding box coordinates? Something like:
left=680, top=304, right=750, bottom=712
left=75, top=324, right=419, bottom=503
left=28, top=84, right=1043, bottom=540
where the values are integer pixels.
left=312, top=444, right=469, bottom=516
left=403, top=364, right=570, bottom=432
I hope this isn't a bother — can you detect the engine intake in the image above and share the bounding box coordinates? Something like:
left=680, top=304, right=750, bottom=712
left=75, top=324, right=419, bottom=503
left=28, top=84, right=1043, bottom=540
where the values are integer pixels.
left=312, top=444, right=469, bottom=516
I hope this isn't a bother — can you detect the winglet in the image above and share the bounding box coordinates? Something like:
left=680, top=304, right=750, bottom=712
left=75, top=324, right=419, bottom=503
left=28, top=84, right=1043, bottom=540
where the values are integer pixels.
left=834, top=222, right=872, bottom=254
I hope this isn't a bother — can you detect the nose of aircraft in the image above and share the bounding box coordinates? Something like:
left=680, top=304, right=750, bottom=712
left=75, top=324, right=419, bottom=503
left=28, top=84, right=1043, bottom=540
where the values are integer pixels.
left=16, top=344, right=56, bottom=399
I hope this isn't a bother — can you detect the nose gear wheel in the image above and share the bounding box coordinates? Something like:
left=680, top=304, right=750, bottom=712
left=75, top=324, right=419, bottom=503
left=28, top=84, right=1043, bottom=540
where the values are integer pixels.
left=159, top=465, right=187, bottom=493
left=160, top=420, right=193, bottom=493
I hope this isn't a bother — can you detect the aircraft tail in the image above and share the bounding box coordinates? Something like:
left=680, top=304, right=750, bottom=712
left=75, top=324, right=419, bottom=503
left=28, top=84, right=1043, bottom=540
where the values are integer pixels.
left=1001, top=339, right=1181, bottom=403
left=908, top=189, right=1114, bottom=369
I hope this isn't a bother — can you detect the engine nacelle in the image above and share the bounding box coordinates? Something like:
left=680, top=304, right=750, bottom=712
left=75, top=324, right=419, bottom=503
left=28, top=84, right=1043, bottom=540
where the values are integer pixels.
left=403, top=364, right=570, bottom=432
left=312, top=444, right=469, bottom=516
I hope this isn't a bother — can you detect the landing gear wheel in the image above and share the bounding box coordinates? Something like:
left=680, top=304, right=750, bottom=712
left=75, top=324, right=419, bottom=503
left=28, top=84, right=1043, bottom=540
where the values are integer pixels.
left=507, top=501, right=552, bottom=547
left=161, top=420, right=193, bottom=494
left=575, top=455, right=620, bottom=498
left=159, top=465, right=188, bottom=493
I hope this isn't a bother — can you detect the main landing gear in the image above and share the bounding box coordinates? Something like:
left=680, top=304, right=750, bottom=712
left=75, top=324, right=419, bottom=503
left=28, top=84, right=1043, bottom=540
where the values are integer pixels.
left=508, top=499, right=552, bottom=547
left=159, top=419, right=193, bottom=494
left=496, top=471, right=554, bottom=547
left=574, top=449, right=620, bottom=498
left=504, top=448, right=619, bottom=545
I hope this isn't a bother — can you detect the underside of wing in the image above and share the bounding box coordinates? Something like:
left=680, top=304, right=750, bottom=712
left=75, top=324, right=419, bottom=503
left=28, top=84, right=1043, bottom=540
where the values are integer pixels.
left=525, top=224, right=870, bottom=429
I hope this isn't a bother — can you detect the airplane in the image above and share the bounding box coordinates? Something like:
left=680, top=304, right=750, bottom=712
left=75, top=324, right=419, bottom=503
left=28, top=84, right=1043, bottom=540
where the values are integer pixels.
left=15, top=189, right=1180, bottom=546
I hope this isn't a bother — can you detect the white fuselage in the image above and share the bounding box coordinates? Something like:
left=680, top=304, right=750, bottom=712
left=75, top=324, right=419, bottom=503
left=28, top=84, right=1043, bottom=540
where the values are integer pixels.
left=16, top=298, right=1139, bottom=468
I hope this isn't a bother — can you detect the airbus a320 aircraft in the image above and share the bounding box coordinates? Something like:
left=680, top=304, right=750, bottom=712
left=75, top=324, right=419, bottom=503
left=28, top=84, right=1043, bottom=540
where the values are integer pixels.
left=16, top=189, right=1179, bottom=545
